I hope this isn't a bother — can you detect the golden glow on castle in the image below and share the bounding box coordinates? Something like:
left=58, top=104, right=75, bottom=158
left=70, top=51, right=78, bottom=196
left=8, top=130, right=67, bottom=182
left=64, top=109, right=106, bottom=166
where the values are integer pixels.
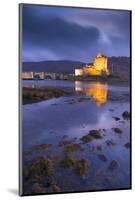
left=75, top=53, right=110, bottom=76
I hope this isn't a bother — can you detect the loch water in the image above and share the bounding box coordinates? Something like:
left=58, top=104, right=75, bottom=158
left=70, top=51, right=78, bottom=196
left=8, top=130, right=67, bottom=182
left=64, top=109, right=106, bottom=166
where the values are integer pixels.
left=22, top=80, right=130, bottom=193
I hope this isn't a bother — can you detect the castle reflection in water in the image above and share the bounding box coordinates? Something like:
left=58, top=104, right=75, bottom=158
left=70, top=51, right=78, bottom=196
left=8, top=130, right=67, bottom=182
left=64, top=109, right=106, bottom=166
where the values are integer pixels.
left=75, top=81, right=108, bottom=107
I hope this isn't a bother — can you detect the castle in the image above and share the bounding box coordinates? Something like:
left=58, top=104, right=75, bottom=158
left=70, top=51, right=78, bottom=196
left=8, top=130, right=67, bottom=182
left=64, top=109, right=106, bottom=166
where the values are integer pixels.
left=75, top=53, right=109, bottom=76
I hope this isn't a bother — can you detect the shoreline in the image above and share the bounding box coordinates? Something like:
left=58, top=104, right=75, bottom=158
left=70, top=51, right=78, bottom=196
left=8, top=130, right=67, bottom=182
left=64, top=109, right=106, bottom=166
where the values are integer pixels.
left=22, top=76, right=130, bottom=86
left=22, top=87, right=73, bottom=105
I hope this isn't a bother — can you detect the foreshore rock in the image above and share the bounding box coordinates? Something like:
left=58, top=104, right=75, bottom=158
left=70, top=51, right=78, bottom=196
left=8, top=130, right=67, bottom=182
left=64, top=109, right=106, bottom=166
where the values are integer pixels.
left=122, top=111, right=130, bottom=120
left=80, top=130, right=102, bottom=143
left=112, top=127, right=123, bottom=134
left=23, top=87, right=72, bottom=104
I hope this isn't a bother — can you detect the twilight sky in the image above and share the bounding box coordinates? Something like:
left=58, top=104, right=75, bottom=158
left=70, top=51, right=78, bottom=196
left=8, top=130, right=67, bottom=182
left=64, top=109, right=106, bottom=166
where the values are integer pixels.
left=22, top=4, right=130, bottom=62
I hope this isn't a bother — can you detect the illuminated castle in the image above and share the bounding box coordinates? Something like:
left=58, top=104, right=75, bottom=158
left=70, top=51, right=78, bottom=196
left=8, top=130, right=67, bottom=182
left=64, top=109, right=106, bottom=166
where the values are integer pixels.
left=75, top=53, right=109, bottom=76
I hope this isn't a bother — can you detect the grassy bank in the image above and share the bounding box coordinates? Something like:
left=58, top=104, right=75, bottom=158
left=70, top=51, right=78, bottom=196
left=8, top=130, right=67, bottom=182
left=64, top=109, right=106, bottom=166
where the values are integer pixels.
left=22, top=87, right=73, bottom=105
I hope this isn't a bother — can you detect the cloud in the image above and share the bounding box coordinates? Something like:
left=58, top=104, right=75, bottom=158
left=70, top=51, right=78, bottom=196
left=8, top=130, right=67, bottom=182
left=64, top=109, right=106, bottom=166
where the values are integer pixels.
left=22, top=5, right=130, bottom=62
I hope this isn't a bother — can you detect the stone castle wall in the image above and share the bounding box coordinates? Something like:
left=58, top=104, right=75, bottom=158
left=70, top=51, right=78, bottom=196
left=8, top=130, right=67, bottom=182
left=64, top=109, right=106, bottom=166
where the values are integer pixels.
left=83, top=53, right=109, bottom=76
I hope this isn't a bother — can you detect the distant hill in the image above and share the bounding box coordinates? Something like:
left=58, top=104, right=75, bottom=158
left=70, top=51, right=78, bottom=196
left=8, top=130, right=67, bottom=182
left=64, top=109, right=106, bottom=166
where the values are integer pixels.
left=23, top=57, right=130, bottom=79
left=23, top=60, right=85, bottom=74
left=108, top=57, right=130, bottom=80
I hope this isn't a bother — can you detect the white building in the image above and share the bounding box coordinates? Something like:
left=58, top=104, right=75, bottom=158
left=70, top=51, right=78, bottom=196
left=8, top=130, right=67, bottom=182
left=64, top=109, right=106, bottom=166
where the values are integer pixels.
left=75, top=69, right=83, bottom=76
left=22, top=72, right=34, bottom=79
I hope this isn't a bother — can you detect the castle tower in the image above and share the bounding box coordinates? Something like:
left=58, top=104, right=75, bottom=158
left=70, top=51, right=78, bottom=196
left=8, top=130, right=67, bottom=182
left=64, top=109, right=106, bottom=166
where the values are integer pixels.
left=83, top=53, right=109, bottom=76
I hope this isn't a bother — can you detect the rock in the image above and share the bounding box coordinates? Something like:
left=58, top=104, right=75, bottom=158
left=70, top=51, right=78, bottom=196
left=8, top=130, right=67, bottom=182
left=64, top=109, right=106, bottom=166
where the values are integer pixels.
left=124, top=142, right=130, bottom=149
left=80, top=130, right=102, bottom=143
left=59, top=139, right=73, bottom=147
left=105, top=139, right=115, bottom=146
left=112, top=128, right=123, bottom=134
left=97, top=154, right=108, bottom=162
left=24, top=156, right=54, bottom=181
left=60, top=154, right=75, bottom=168
left=89, top=130, right=102, bottom=138
left=23, top=87, right=71, bottom=105
left=73, top=159, right=89, bottom=177
left=112, top=116, right=120, bottom=121
left=64, top=143, right=82, bottom=153
left=108, top=160, right=118, bottom=171
left=122, top=111, right=130, bottom=120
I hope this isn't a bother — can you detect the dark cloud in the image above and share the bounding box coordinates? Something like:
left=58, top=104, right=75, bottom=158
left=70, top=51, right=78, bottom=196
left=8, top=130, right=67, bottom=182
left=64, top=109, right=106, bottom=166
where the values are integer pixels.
left=22, top=5, right=131, bottom=62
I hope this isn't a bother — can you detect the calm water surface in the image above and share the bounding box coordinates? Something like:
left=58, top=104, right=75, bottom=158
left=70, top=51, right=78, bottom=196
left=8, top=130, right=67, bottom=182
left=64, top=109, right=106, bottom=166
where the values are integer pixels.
left=22, top=80, right=130, bottom=193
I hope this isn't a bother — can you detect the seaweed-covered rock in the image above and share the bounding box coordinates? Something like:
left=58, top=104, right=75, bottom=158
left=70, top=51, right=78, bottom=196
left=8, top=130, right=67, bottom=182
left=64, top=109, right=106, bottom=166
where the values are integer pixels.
left=31, top=157, right=53, bottom=176
left=112, top=128, right=123, bottom=134
left=97, top=154, right=108, bottom=162
left=80, top=130, right=102, bottom=143
left=60, top=154, right=75, bottom=168
left=122, top=111, right=130, bottom=120
left=24, top=156, right=54, bottom=182
left=108, top=160, right=118, bottom=171
left=73, top=159, right=89, bottom=177
left=64, top=143, right=82, bottom=153
left=90, top=130, right=102, bottom=138
left=23, top=87, right=72, bottom=105
left=59, top=139, right=73, bottom=147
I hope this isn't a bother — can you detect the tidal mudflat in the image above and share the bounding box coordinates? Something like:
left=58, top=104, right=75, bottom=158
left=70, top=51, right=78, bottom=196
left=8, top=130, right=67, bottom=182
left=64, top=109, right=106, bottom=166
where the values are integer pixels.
left=22, top=80, right=130, bottom=195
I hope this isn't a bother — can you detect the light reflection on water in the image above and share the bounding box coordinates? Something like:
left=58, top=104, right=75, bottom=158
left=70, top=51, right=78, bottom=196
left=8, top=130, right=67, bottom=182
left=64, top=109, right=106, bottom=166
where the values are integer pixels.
left=23, top=79, right=129, bottom=108
left=22, top=80, right=130, bottom=192
left=75, top=81, right=108, bottom=107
